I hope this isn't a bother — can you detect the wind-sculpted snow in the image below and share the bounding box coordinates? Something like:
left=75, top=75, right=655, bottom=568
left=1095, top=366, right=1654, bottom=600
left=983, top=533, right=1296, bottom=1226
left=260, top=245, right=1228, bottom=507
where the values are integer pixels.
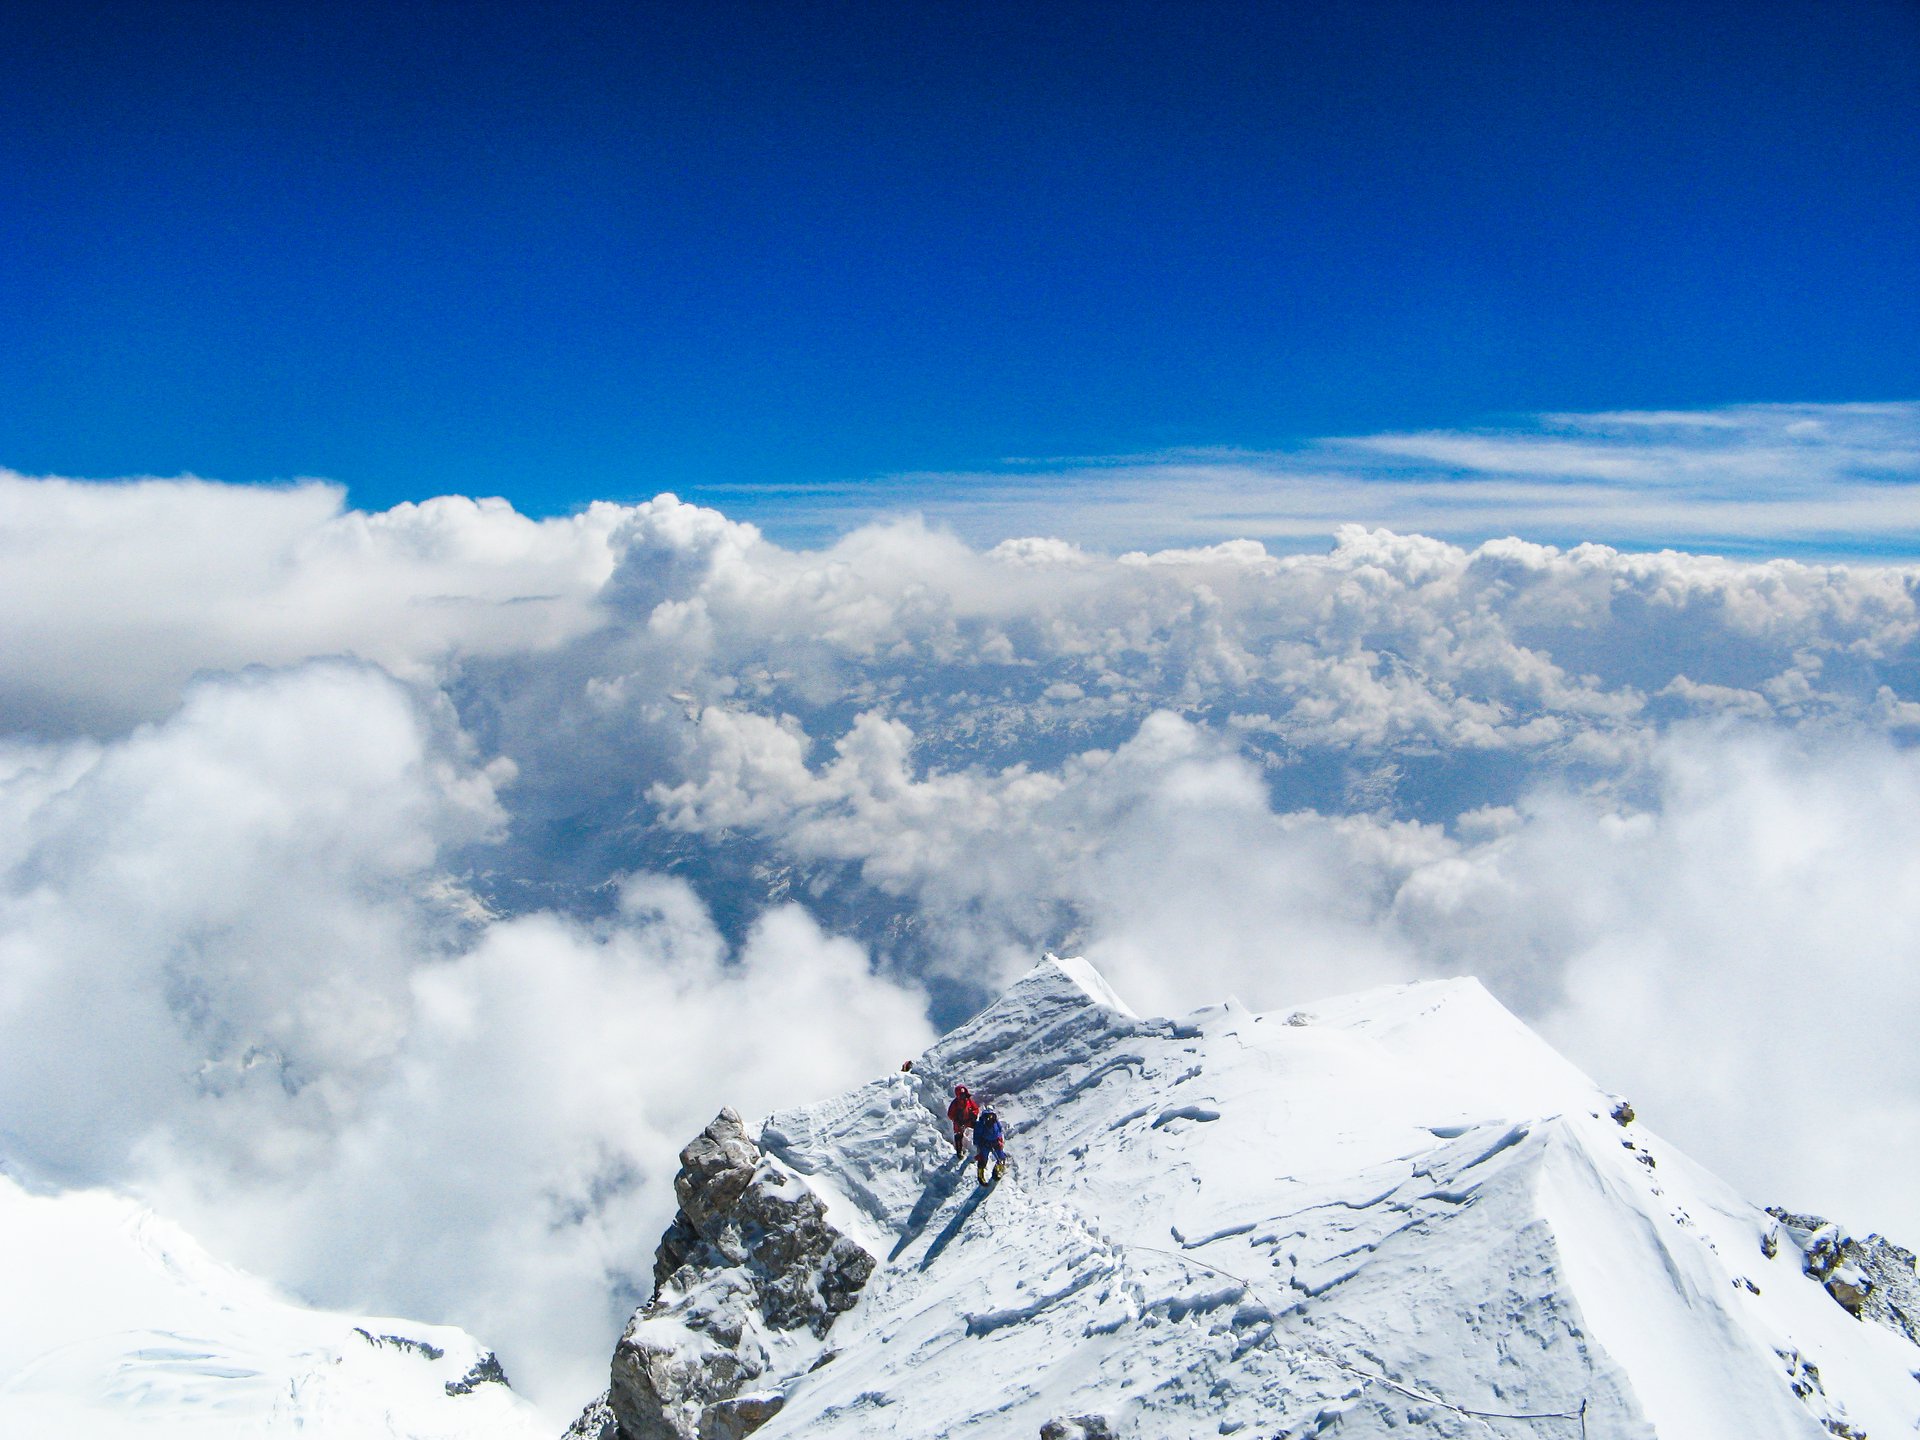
left=626, top=958, right=1920, bottom=1439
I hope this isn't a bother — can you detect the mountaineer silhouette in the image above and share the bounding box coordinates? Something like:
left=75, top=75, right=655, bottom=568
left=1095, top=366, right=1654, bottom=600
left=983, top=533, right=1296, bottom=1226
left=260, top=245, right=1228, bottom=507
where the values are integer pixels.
left=946, top=1084, right=980, bottom=1159
left=972, top=1107, right=1006, bottom=1185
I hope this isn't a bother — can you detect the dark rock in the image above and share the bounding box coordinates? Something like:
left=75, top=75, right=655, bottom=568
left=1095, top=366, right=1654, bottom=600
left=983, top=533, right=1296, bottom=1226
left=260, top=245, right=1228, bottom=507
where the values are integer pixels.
left=352, top=1327, right=445, bottom=1362
left=564, top=1392, right=620, bottom=1440
left=1778, top=1346, right=1825, bottom=1401
left=1041, top=1417, right=1118, bottom=1440
left=1769, top=1207, right=1920, bottom=1344
left=673, top=1113, right=762, bottom=1236
left=1609, top=1099, right=1635, bottom=1127
left=653, top=1210, right=705, bottom=1296
left=696, top=1393, right=784, bottom=1440
left=1827, top=1270, right=1872, bottom=1318
left=608, top=1109, right=875, bottom=1440
left=445, top=1350, right=509, bottom=1395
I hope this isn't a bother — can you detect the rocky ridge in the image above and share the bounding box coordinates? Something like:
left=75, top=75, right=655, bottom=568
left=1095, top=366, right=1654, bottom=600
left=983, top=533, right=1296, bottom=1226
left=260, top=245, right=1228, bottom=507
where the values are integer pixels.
left=581, top=1109, right=875, bottom=1440
left=1768, top=1208, right=1920, bottom=1345
left=577, top=958, right=1920, bottom=1439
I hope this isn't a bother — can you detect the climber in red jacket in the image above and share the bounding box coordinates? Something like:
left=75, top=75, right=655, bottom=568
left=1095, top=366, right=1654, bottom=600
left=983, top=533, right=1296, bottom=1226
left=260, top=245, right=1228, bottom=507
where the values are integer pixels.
left=946, top=1084, right=981, bottom=1158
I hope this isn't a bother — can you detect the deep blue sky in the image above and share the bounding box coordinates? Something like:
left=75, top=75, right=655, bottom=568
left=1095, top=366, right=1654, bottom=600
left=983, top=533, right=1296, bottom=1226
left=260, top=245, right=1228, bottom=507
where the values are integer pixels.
left=3, top=0, right=1916, bottom=516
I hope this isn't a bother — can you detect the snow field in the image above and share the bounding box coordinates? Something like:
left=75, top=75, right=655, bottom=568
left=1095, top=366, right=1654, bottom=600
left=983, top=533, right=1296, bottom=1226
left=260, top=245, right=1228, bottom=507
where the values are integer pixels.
left=0, top=1170, right=549, bottom=1438
left=741, top=960, right=1920, bottom=1438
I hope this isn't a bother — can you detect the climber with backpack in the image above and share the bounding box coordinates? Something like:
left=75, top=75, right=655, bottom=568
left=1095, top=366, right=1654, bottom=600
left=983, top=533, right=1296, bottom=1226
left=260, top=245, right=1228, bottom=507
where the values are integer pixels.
left=972, top=1107, right=1007, bottom=1185
left=947, top=1084, right=981, bottom=1159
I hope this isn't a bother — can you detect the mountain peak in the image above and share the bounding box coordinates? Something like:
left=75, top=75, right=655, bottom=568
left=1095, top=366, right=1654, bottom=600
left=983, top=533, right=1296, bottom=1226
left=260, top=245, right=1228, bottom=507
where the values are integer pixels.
left=594, top=961, right=1920, bottom=1440
left=1022, top=955, right=1140, bottom=1018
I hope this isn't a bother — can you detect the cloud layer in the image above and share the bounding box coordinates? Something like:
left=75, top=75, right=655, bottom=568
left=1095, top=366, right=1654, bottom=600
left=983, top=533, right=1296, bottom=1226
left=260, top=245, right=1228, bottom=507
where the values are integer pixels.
left=5, top=432, right=1920, bottom=1420
left=690, top=401, right=1920, bottom=556
left=0, top=662, right=932, bottom=1409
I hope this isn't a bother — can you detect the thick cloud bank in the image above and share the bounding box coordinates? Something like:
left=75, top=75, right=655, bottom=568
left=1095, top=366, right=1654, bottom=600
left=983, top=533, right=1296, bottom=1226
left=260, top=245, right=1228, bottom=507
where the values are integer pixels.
left=0, top=660, right=931, bottom=1407
left=4, top=468, right=1920, bottom=1418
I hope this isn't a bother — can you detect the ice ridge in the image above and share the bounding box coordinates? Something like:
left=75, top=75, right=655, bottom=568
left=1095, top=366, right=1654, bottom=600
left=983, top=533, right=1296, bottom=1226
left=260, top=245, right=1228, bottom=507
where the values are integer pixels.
left=590, top=957, right=1920, bottom=1440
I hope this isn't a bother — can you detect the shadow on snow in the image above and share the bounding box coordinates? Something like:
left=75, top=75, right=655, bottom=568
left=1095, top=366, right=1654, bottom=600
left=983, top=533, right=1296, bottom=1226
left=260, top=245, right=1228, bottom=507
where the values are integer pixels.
left=919, top=1178, right=994, bottom=1270
left=889, top=1158, right=971, bottom=1262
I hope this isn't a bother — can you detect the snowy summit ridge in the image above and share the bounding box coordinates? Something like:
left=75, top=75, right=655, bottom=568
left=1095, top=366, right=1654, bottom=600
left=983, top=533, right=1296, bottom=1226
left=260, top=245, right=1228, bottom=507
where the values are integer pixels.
left=0, top=1168, right=549, bottom=1438
left=590, top=957, right=1920, bottom=1439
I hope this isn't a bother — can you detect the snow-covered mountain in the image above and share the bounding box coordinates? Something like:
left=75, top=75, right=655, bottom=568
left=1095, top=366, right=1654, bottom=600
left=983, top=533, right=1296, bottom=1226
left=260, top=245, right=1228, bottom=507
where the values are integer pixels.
left=0, top=1167, right=549, bottom=1438
left=589, top=957, right=1920, bottom=1439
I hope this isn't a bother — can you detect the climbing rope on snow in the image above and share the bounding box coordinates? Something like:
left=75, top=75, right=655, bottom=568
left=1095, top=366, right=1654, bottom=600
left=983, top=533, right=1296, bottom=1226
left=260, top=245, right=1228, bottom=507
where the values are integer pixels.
left=1126, top=1244, right=1590, bottom=1439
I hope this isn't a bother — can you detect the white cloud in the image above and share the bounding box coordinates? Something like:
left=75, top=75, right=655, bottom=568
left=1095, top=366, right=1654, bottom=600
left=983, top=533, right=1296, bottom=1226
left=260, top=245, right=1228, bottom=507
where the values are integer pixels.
left=656, top=703, right=1920, bottom=1239
left=0, top=472, right=627, bottom=734
left=0, top=661, right=932, bottom=1416
left=0, top=663, right=499, bottom=1181
left=1394, top=725, right=1920, bottom=1237
left=160, top=882, right=933, bottom=1412
left=7, top=454, right=1920, bottom=1422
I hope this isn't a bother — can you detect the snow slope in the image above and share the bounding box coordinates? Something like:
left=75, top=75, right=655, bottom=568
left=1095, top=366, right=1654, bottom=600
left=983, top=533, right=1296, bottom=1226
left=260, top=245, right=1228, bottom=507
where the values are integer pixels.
left=728, top=957, right=1920, bottom=1438
left=0, top=1168, right=549, bottom=1439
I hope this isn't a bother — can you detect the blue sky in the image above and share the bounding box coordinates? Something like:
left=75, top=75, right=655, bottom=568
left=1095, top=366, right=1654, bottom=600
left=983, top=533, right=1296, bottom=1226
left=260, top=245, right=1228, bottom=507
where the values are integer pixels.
left=3, top=0, right=1915, bottom=532
left=7, top=9, right=1920, bottom=1401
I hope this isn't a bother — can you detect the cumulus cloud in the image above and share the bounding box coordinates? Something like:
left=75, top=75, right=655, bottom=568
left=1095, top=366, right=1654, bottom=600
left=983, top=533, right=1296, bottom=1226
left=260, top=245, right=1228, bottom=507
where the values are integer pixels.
left=1395, top=724, right=1920, bottom=1237
left=650, top=706, right=1433, bottom=1004
left=576, top=504, right=1920, bottom=837
left=161, top=882, right=933, bottom=1410
left=0, top=661, right=932, bottom=1413
left=653, top=702, right=1920, bottom=1236
left=0, top=663, right=501, bottom=1180
left=6, top=456, right=1920, bottom=1421
left=0, top=471, right=626, bottom=734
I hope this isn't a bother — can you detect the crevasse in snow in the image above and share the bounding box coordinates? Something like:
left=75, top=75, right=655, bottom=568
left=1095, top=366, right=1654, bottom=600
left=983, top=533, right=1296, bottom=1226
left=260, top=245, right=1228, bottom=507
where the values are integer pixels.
left=619, top=957, right=1920, bottom=1439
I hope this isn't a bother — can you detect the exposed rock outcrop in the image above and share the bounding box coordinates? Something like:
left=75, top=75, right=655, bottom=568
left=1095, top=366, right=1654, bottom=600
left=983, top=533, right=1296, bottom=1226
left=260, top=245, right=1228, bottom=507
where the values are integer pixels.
left=1769, top=1208, right=1920, bottom=1344
left=572, top=961, right=1920, bottom=1439
left=604, top=1109, right=874, bottom=1440
left=446, top=1350, right=511, bottom=1395
left=1040, top=1416, right=1117, bottom=1440
left=695, top=1393, right=785, bottom=1440
left=564, top=1391, right=618, bottom=1440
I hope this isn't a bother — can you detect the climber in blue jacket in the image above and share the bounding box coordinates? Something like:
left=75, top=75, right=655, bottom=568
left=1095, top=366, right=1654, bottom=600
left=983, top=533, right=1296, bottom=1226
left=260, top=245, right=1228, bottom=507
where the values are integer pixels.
left=972, top=1108, right=1006, bottom=1185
